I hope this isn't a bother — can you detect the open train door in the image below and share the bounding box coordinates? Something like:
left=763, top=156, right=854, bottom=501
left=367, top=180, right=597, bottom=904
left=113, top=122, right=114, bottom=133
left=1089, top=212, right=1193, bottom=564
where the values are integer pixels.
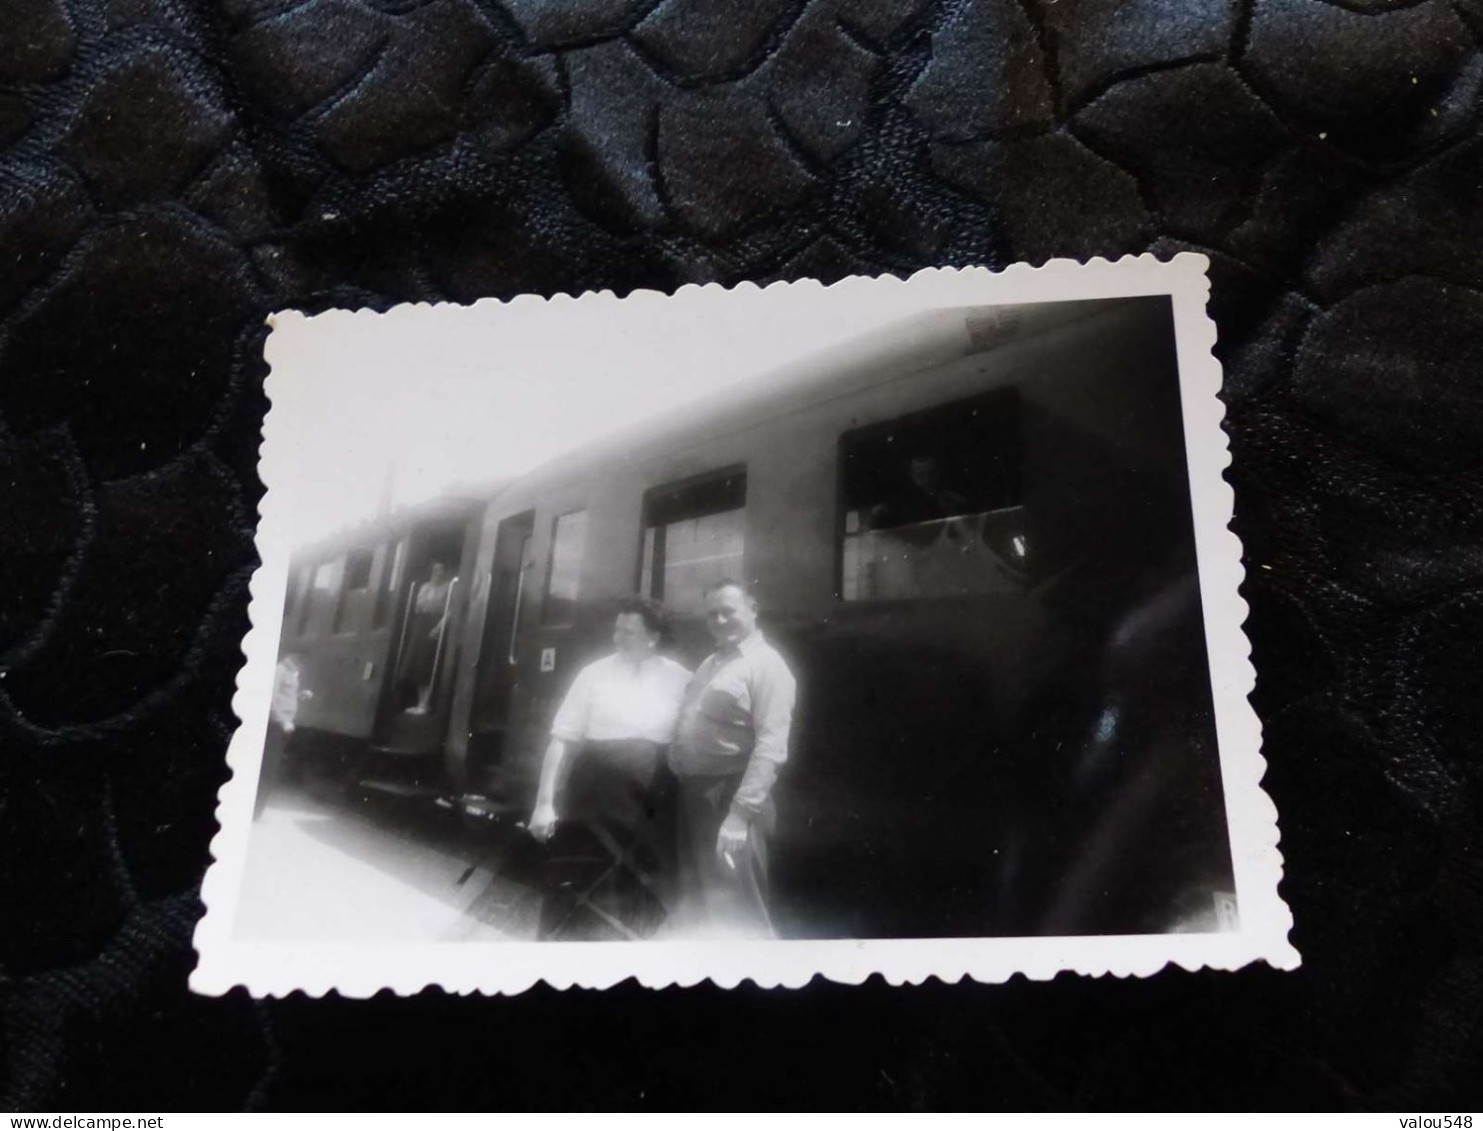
left=464, top=509, right=537, bottom=790
left=367, top=514, right=474, bottom=782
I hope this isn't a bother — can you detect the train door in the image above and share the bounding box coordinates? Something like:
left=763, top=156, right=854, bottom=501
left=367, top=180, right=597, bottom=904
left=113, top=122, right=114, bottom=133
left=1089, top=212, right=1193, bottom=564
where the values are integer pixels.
left=372, top=521, right=469, bottom=757
left=467, top=510, right=536, bottom=765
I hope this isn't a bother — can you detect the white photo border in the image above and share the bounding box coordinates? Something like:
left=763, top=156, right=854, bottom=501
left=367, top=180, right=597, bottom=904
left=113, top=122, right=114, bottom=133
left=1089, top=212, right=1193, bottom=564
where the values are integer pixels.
left=192, top=254, right=1300, bottom=997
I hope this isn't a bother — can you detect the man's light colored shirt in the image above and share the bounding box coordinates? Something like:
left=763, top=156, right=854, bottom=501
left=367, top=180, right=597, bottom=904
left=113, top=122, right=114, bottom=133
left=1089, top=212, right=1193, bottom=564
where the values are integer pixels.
left=550, top=653, right=692, bottom=745
left=669, top=631, right=798, bottom=816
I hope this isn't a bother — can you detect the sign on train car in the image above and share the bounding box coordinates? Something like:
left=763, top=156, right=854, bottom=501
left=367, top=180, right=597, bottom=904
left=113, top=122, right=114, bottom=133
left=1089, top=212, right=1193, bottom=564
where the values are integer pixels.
left=196, top=259, right=1297, bottom=997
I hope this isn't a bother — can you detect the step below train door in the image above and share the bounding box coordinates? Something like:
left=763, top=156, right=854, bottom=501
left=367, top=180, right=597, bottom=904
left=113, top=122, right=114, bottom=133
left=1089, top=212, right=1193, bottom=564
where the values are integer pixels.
left=466, top=509, right=537, bottom=782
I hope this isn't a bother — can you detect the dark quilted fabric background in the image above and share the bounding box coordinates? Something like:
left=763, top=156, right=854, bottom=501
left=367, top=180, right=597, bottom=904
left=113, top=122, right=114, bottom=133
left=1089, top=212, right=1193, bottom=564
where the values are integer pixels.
left=3, top=0, right=1482, bottom=1111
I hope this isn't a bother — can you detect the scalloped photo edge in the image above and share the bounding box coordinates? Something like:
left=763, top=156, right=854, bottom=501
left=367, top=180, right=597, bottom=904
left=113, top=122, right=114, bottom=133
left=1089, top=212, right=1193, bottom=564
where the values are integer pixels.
left=192, top=254, right=1299, bottom=997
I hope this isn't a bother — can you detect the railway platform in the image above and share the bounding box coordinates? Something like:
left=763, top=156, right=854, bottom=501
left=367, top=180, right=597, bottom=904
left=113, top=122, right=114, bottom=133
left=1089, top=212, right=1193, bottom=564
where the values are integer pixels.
left=233, top=784, right=545, bottom=944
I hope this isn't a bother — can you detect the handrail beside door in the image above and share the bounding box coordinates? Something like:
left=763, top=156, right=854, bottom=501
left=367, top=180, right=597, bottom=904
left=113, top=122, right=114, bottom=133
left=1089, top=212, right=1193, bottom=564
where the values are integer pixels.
left=426, top=575, right=461, bottom=706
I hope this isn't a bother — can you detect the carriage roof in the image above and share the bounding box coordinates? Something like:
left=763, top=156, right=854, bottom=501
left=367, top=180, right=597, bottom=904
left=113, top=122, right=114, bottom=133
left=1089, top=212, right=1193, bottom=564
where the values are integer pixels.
left=492, top=296, right=1125, bottom=504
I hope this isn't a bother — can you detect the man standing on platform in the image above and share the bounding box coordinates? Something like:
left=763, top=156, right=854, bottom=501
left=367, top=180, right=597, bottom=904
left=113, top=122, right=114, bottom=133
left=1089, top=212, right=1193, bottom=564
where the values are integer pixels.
left=666, top=578, right=798, bottom=938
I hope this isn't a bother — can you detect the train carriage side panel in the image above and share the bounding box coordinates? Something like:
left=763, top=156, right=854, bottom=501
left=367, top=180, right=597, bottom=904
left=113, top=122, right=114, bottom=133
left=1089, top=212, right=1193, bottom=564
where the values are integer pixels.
left=757, top=297, right=1231, bottom=938
left=283, top=541, right=400, bottom=739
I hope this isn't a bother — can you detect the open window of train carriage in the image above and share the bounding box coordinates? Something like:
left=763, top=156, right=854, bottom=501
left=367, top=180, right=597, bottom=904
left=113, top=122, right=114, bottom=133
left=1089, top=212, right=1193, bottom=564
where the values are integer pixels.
left=332, top=548, right=375, bottom=634
left=298, top=560, right=338, bottom=636
left=542, top=509, right=588, bottom=627
left=639, top=467, right=747, bottom=621
left=284, top=565, right=311, bottom=640
left=838, top=389, right=1027, bottom=602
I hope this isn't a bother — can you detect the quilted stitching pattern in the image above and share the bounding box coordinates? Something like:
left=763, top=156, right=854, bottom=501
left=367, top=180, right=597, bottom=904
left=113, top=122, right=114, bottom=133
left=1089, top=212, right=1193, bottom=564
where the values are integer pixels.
left=2, top=0, right=1481, bottom=1109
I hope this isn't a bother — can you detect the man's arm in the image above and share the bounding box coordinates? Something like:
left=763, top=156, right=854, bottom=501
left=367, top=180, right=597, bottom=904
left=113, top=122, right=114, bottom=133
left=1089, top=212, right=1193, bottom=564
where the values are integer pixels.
left=729, top=653, right=797, bottom=819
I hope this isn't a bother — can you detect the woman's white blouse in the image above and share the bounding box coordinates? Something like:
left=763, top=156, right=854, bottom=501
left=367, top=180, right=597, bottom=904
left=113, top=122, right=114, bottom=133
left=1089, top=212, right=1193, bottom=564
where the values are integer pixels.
left=550, top=653, right=693, bottom=745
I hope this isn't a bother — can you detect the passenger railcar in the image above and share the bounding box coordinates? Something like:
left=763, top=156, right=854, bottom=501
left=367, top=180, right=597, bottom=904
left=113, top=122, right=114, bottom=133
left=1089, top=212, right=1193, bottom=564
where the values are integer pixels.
left=279, top=296, right=1236, bottom=938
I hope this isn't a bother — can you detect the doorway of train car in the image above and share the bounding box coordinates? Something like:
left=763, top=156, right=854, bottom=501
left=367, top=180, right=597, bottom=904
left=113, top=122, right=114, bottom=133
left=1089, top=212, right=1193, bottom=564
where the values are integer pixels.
left=466, top=510, right=536, bottom=781
left=371, top=519, right=471, bottom=763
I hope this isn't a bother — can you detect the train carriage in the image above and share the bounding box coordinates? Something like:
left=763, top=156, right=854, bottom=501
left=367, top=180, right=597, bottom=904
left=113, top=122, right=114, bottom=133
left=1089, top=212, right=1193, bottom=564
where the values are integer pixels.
left=276, top=493, right=486, bottom=785
left=278, top=294, right=1236, bottom=939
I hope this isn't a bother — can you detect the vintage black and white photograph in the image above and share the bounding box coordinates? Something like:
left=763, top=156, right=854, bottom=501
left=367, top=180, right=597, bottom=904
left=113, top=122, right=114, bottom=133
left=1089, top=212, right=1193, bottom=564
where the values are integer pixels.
left=193, top=256, right=1295, bottom=995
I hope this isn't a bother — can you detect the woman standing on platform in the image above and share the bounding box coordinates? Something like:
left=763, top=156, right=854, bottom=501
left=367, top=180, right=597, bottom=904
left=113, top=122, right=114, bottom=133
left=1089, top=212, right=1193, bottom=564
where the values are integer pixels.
left=527, top=597, right=690, bottom=939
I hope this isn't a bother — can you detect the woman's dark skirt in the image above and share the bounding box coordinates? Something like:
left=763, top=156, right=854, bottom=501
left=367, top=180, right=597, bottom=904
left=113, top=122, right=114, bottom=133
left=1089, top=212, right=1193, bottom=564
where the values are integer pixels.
left=539, top=738, right=670, bottom=941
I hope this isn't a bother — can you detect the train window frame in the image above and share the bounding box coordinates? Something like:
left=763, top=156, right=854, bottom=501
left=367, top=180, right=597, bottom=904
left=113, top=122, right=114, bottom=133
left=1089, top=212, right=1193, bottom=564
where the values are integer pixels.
left=372, top=539, right=405, bottom=632
left=541, top=508, right=589, bottom=628
left=288, top=565, right=312, bottom=638
left=639, top=466, right=748, bottom=617
left=835, top=388, right=1025, bottom=605
left=301, top=560, right=338, bottom=637
left=333, top=548, right=375, bottom=634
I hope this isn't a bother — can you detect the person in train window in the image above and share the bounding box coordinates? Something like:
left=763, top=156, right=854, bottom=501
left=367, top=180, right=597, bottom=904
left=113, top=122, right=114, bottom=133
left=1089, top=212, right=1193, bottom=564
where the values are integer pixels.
left=526, top=597, right=692, bottom=938
left=402, top=561, right=452, bottom=714
left=869, top=453, right=973, bottom=542
left=664, top=578, right=798, bottom=939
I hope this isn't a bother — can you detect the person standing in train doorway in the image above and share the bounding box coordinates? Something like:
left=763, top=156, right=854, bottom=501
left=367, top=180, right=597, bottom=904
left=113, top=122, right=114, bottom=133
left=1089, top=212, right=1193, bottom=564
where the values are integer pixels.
left=403, top=561, right=452, bottom=714
left=665, top=578, right=798, bottom=938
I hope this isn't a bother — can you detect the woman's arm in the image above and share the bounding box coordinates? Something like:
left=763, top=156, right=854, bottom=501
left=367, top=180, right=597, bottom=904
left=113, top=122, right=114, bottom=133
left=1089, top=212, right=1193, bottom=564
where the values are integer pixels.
left=527, top=737, right=571, bottom=842
left=529, top=661, right=592, bottom=842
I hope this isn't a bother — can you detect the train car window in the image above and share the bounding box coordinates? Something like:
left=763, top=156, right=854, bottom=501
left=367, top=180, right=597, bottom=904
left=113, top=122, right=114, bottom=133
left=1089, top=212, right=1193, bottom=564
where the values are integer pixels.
left=641, top=469, right=747, bottom=617
left=302, top=561, right=337, bottom=636
left=288, top=565, right=312, bottom=638
left=543, top=510, right=588, bottom=626
left=839, top=389, right=1025, bottom=602
left=372, top=539, right=405, bottom=630
left=333, top=549, right=374, bottom=634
